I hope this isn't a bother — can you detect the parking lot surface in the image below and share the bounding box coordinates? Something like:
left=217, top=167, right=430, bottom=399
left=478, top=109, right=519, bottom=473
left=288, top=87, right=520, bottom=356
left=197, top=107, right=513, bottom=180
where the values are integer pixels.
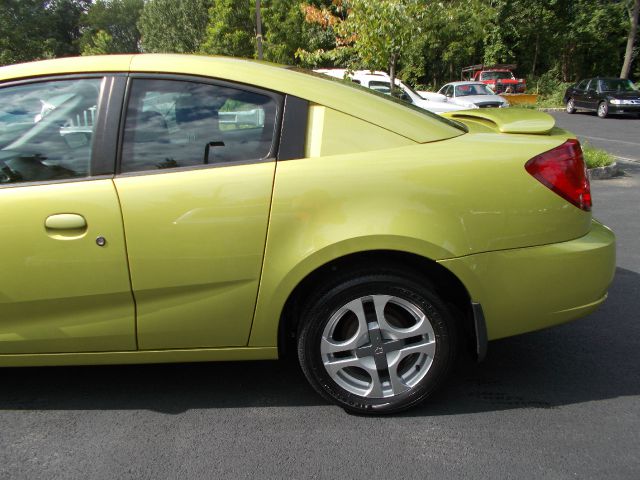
left=550, top=110, right=640, bottom=162
left=1, top=118, right=639, bottom=480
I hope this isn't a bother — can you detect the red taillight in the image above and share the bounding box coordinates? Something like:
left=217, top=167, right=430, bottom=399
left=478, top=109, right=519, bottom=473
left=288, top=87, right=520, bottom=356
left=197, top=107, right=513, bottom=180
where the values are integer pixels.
left=525, top=139, right=592, bottom=211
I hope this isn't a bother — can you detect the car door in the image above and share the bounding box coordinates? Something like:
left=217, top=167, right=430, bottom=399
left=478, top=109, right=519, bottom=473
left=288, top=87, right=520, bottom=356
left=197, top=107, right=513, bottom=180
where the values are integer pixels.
left=113, top=76, right=281, bottom=350
left=570, top=80, right=587, bottom=107
left=0, top=76, right=135, bottom=354
left=583, top=80, right=599, bottom=110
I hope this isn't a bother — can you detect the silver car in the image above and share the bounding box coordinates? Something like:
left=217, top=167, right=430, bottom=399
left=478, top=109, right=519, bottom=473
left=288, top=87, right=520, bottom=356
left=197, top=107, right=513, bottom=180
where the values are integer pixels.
left=438, top=81, right=509, bottom=108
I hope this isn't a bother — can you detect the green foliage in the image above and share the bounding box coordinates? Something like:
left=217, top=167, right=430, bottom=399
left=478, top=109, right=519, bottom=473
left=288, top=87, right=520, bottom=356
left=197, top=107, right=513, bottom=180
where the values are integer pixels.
left=583, top=143, right=615, bottom=168
left=0, top=0, right=637, bottom=89
left=0, top=0, right=90, bottom=66
left=80, top=0, right=144, bottom=55
left=138, top=0, right=211, bottom=53
left=0, top=0, right=49, bottom=65
left=261, top=0, right=305, bottom=64
left=485, top=0, right=628, bottom=82
left=409, top=0, right=492, bottom=88
left=340, top=0, right=425, bottom=75
left=294, top=1, right=354, bottom=68
left=81, top=30, right=116, bottom=55
left=524, top=69, right=573, bottom=107
left=200, top=0, right=255, bottom=58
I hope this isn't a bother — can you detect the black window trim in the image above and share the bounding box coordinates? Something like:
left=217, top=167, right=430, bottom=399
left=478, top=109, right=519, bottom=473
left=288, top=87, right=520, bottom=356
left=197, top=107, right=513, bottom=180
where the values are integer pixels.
left=115, top=73, right=286, bottom=177
left=0, top=73, right=124, bottom=189
left=278, top=95, right=308, bottom=161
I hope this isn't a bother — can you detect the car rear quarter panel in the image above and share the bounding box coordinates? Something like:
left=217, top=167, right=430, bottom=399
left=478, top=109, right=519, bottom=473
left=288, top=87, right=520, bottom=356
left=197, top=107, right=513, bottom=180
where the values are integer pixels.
left=249, top=130, right=592, bottom=346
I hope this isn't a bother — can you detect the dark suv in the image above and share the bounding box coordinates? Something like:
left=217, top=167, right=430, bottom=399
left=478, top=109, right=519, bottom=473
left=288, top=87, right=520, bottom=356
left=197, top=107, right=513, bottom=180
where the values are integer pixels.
left=564, top=77, right=640, bottom=118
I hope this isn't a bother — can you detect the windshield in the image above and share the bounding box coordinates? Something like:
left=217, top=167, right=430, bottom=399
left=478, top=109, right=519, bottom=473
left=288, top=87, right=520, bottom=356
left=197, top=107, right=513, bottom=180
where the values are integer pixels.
left=481, top=71, right=514, bottom=81
left=368, top=80, right=391, bottom=94
left=455, top=84, right=494, bottom=96
left=598, top=79, right=638, bottom=93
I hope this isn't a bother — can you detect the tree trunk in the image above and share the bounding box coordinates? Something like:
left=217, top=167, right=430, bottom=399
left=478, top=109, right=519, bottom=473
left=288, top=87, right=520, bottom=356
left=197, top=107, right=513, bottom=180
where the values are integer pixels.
left=620, top=0, right=640, bottom=79
left=389, top=52, right=397, bottom=97
left=255, top=0, right=263, bottom=60
left=532, top=33, right=539, bottom=77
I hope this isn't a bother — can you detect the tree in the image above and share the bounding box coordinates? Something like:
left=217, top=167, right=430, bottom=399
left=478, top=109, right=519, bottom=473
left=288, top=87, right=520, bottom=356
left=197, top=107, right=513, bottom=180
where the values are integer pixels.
left=81, top=30, right=116, bottom=55
left=0, top=0, right=49, bottom=65
left=483, top=0, right=553, bottom=77
left=0, top=0, right=90, bottom=66
left=340, top=0, right=426, bottom=95
left=81, top=0, right=144, bottom=55
left=261, top=0, right=305, bottom=64
left=621, top=0, right=640, bottom=78
left=139, top=0, right=211, bottom=53
left=200, top=0, right=255, bottom=57
left=415, top=0, right=492, bottom=87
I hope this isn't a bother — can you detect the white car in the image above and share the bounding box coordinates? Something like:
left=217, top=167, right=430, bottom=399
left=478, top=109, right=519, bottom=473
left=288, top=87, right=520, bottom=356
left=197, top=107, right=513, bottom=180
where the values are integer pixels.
left=314, top=69, right=474, bottom=114
left=438, top=81, right=509, bottom=108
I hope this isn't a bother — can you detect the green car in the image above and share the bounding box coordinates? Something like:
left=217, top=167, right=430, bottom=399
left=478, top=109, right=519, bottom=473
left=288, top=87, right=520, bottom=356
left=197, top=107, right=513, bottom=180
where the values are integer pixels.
left=0, top=55, right=615, bottom=414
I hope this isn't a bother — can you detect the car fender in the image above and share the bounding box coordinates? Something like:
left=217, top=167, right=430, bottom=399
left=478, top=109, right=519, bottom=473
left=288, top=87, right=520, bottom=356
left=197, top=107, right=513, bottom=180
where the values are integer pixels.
left=248, top=234, right=457, bottom=348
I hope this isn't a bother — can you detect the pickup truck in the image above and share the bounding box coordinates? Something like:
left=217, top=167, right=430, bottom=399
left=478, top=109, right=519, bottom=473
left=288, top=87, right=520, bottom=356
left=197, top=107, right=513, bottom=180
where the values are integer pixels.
left=462, top=64, right=526, bottom=94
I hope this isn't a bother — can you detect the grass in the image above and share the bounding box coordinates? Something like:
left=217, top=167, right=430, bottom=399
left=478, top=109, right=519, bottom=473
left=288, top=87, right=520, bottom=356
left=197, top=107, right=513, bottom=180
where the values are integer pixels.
left=582, top=143, right=615, bottom=169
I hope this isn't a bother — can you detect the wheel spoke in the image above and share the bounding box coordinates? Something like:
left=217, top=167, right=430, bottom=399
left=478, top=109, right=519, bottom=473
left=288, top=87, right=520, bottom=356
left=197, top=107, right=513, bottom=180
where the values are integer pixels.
left=388, top=338, right=436, bottom=370
left=321, top=298, right=370, bottom=355
left=367, top=367, right=384, bottom=398
left=372, top=295, right=435, bottom=341
left=387, top=363, right=411, bottom=396
left=386, top=339, right=436, bottom=396
left=323, top=355, right=366, bottom=375
left=323, top=355, right=384, bottom=398
left=401, top=338, right=436, bottom=358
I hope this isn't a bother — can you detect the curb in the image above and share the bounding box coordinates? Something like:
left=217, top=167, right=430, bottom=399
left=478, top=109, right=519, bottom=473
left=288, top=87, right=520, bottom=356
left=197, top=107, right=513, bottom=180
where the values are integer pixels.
left=588, top=161, right=620, bottom=180
left=537, top=107, right=565, bottom=112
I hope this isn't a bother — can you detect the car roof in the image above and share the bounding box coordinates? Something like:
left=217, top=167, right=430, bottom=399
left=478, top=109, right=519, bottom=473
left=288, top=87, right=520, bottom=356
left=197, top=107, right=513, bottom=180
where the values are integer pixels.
left=0, top=54, right=462, bottom=144
left=444, top=81, right=486, bottom=87
left=583, top=77, right=627, bottom=81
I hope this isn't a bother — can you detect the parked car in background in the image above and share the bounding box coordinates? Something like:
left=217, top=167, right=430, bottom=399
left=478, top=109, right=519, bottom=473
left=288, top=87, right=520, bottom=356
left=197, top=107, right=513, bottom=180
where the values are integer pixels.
left=438, top=81, right=510, bottom=108
left=0, top=55, right=615, bottom=414
left=461, top=64, right=527, bottom=93
left=564, top=77, right=640, bottom=118
left=315, top=69, right=474, bottom=114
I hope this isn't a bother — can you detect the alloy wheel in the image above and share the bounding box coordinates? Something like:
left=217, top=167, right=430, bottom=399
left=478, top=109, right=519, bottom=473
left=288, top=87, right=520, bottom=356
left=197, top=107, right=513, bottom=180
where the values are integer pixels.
left=320, top=294, right=435, bottom=399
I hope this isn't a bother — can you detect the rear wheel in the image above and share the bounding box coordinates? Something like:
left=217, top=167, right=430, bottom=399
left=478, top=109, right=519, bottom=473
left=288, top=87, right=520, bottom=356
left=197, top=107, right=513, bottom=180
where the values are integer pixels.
left=566, top=98, right=576, bottom=114
left=297, top=270, right=457, bottom=414
left=597, top=101, right=609, bottom=118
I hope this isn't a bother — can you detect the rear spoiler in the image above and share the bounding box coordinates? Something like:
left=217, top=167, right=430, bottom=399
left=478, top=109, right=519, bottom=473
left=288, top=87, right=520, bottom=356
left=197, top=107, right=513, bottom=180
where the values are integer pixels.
left=442, top=109, right=555, bottom=135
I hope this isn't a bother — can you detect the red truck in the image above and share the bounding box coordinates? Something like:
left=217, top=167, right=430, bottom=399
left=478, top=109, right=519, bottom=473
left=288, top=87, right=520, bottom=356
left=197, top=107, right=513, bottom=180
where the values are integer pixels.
left=461, top=64, right=527, bottom=94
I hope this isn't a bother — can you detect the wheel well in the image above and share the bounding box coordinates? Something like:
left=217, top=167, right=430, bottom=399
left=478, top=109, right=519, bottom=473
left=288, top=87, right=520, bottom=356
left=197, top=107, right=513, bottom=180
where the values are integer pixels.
left=278, top=250, right=475, bottom=359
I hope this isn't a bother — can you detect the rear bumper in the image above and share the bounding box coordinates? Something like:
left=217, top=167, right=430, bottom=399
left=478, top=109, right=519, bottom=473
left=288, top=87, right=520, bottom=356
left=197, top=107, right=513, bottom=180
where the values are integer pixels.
left=439, top=220, right=616, bottom=340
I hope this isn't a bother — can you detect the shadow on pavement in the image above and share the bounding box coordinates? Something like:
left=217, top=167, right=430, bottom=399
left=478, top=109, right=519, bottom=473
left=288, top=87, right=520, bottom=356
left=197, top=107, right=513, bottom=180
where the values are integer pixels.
left=1, top=267, right=637, bottom=416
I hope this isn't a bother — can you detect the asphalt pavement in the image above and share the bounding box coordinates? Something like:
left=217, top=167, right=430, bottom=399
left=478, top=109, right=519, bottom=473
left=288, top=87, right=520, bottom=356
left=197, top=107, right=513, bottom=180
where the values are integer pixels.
left=1, top=115, right=639, bottom=480
left=550, top=110, right=640, bottom=162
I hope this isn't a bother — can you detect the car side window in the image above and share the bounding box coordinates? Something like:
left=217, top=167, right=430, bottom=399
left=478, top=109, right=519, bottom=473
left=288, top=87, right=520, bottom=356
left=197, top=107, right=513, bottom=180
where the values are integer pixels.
left=0, top=78, right=102, bottom=185
left=120, top=78, right=278, bottom=173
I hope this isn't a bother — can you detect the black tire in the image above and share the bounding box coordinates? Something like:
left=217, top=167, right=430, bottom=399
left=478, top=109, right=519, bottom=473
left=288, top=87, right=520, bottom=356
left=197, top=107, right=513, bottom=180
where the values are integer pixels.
left=566, top=98, right=576, bottom=114
left=597, top=101, right=609, bottom=118
left=297, top=268, right=457, bottom=415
